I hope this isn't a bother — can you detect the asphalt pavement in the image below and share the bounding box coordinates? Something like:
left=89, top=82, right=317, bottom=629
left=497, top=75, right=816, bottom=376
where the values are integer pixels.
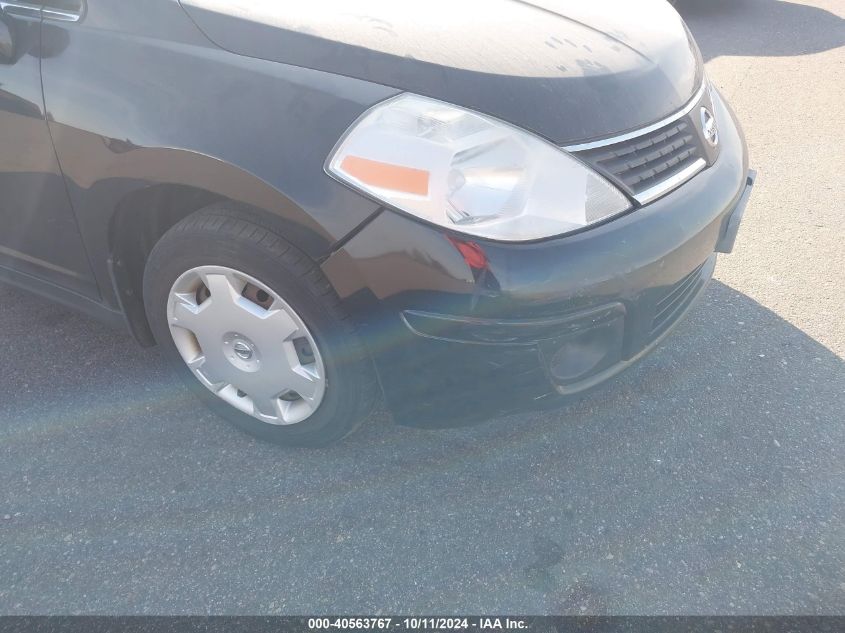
left=1, top=0, right=843, bottom=615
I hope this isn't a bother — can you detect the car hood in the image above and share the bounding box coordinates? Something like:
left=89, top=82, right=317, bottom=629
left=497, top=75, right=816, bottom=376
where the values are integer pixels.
left=180, top=0, right=703, bottom=145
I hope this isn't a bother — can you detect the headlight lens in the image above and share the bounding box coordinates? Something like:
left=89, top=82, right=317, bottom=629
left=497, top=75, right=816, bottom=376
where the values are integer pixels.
left=327, top=94, right=631, bottom=241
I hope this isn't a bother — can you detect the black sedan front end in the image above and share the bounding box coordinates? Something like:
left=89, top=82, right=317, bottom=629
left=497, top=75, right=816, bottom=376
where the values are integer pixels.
left=9, top=0, right=754, bottom=444
left=322, top=86, right=754, bottom=426
left=167, top=0, right=758, bottom=434
left=162, top=0, right=756, bottom=431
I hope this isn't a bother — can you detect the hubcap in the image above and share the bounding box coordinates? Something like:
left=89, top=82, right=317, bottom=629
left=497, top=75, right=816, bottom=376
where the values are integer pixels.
left=167, top=265, right=327, bottom=425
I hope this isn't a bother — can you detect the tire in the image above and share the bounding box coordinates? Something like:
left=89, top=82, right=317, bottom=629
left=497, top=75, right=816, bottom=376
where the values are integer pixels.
left=143, top=203, right=378, bottom=447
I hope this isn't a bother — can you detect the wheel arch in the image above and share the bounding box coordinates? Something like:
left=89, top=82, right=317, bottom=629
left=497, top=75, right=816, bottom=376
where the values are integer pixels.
left=101, top=149, right=341, bottom=346
left=108, top=182, right=220, bottom=345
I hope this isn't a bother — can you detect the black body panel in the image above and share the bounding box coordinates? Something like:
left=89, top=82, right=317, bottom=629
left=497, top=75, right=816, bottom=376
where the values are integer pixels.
left=39, top=0, right=395, bottom=312
left=0, top=10, right=96, bottom=298
left=179, top=0, right=703, bottom=145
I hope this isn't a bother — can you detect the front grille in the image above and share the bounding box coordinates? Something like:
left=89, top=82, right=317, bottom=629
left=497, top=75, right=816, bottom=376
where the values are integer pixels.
left=650, top=261, right=707, bottom=338
left=570, top=83, right=719, bottom=204
left=577, top=120, right=704, bottom=199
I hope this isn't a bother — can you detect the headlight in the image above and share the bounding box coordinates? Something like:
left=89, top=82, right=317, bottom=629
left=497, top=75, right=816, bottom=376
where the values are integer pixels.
left=327, top=94, right=631, bottom=241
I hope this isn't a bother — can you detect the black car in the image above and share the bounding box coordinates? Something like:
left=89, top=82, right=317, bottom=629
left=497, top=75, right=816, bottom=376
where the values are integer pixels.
left=0, top=0, right=754, bottom=446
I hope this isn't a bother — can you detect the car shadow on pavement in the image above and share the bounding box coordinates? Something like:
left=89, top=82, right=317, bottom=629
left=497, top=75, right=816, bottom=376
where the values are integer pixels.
left=0, top=279, right=843, bottom=613
left=675, top=0, right=845, bottom=61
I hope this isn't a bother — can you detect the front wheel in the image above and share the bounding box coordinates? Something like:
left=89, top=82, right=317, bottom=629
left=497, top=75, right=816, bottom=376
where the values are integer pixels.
left=143, top=204, right=378, bottom=447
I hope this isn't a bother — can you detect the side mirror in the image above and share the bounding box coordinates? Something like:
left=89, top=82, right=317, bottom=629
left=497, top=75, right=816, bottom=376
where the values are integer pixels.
left=0, top=18, right=14, bottom=62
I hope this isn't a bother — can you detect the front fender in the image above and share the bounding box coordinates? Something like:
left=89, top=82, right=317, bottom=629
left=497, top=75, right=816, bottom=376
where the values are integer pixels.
left=41, top=0, right=397, bottom=308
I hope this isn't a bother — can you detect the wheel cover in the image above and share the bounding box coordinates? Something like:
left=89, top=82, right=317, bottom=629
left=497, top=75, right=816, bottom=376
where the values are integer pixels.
left=167, top=265, right=327, bottom=425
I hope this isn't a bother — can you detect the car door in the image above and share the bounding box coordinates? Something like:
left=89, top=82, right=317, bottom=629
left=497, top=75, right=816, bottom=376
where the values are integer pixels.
left=0, top=1, right=97, bottom=299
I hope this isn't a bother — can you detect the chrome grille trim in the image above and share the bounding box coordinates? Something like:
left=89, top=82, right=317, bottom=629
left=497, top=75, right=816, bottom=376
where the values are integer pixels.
left=634, top=158, right=706, bottom=205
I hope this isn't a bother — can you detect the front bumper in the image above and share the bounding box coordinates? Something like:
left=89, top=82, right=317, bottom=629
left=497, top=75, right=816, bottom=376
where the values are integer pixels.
left=322, top=91, right=753, bottom=427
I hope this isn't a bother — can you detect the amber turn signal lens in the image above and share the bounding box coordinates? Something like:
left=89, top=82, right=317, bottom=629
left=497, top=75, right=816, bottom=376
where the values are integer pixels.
left=340, top=156, right=430, bottom=196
